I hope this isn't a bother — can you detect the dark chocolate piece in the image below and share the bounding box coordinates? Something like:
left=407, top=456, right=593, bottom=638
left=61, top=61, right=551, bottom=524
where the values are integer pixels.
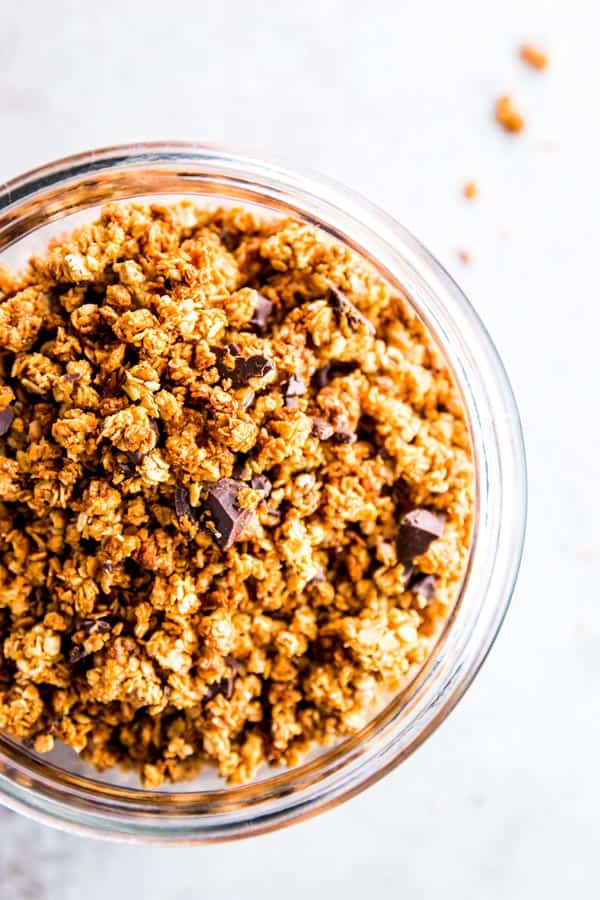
left=0, top=406, right=14, bottom=437
left=240, top=391, right=256, bottom=410
left=308, top=569, right=326, bottom=585
left=311, top=360, right=357, bottom=390
left=331, top=422, right=356, bottom=444
left=407, top=572, right=436, bottom=602
left=327, top=286, right=375, bottom=336
left=224, top=655, right=243, bottom=674
left=396, top=509, right=446, bottom=563
left=285, top=374, right=306, bottom=397
left=311, top=417, right=335, bottom=440
left=203, top=478, right=254, bottom=549
left=216, top=346, right=275, bottom=389
left=174, top=486, right=197, bottom=521
left=204, top=674, right=235, bottom=702
left=220, top=227, right=240, bottom=252
left=250, top=292, right=273, bottom=329
left=233, top=355, right=273, bottom=387
left=69, top=644, right=89, bottom=664
left=80, top=618, right=112, bottom=635
left=250, top=474, right=272, bottom=497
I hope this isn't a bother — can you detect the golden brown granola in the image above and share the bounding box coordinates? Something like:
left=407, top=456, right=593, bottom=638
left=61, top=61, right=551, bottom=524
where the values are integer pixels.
left=0, top=202, right=473, bottom=786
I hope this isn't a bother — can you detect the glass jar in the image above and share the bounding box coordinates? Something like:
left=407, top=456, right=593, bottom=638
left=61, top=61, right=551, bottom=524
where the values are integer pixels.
left=0, top=143, right=526, bottom=843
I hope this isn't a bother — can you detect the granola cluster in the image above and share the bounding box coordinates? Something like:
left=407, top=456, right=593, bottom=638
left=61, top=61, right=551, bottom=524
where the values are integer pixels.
left=0, top=202, right=473, bottom=787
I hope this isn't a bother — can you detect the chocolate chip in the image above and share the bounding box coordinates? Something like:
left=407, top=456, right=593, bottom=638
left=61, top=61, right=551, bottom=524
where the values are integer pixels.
left=308, top=569, right=326, bottom=585
left=239, top=391, right=256, bottom=410
left=224, top=654, right=243, bottom=674
left=250, top=474, right=272, bottom=497
left=220, top=227, right=240, bottom=252
left=311, top=417, right=335, bottom=440
left=0, top=406, right=14, bottom=437
left=203, top=478, right=254, bottom=549
left=407, top=572, right=436, bottom=603
left=79, top=618, right=113, bottom=635
left=396, top=509, right=446, bottom=563
left=127, top=450, right=144, bottom=467
left=174, top=486, right=197, bottom=521
left=285, top=374, right=306, bottom=397
left=327, top=286, right=375, bottom=336
left=69, top=644, right=89, bottom=664
left=250, top=292, right=273, bottom=329
left=234, top=355, right=274, bottom=387
left=311, top=360, right=357, bottom=390
left=204, top=674, right=234, bottom=702
left=330, top=422, right=356, bottom=444
left=216, top=347, right=275, bottom=389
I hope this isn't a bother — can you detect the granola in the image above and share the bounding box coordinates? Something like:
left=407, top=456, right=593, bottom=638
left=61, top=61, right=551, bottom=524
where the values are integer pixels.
left=0, top=202, right=473, bottom=786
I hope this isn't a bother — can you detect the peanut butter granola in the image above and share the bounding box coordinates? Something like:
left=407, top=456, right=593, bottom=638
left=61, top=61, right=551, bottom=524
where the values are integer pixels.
left=0, top=202, right=473, bottom=787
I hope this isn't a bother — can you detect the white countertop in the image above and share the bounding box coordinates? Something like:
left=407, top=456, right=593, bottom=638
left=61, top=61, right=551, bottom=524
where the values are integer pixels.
left=0, top=0, right=598, bottom=896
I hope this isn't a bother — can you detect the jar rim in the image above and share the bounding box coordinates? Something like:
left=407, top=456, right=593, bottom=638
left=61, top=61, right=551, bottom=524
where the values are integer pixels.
left=0, top=142, right=527, bottom=843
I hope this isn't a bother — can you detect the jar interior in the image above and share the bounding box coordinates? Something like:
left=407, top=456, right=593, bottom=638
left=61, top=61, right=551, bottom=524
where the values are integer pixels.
left=0, top=152, right=503, bottom=838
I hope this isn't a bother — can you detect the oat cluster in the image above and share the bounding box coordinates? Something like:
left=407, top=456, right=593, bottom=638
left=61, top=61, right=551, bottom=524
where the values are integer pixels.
left=0, top=202, right=473, bottom=786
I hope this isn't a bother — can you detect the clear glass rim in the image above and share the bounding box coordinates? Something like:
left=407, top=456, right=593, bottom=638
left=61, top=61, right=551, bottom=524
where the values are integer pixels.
left=0, top=142, right=527, bottom=843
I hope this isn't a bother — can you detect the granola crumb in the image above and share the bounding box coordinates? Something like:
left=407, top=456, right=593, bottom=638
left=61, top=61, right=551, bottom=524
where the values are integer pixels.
left=0, top=201, right=473, bottom=787
left=495, top=94, right=525, bottom=134
left=457, top=249, right=471, bottom=265
left=462, top=180, right=478, bottom=201
left=520, top=43, right=548, bottom=71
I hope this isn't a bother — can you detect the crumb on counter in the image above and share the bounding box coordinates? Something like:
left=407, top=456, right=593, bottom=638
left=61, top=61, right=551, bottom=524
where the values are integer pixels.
left=457, top=249, right=471, bottom=265
left=0, top=202, right=473, bottom=787
left=520, top=43, right=548, bottom=71
left=462, top=180, right=478, bottom=201
left=495, top=94, right=525, bottom=134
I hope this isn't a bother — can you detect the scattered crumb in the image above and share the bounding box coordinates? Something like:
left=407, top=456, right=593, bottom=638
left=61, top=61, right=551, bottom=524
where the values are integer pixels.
left=457, top=249, right=471, bottom=265
left=520, top=43, right=548, bottom=71
left=495, top=95, right=525, bottom=134
left=462, top=180, right=478, bottom=201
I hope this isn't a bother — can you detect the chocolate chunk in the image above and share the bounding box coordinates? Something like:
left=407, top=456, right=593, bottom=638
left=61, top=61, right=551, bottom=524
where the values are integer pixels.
left=0, top=406, right=14, bottom=437
left=311, top=360, right=357, bottom=390
left=407, top=572, right=436, bottom=603
left=327, top=287, right=376, bottom=336
left=69, top=644, right=89, bottom=664
left=396, top=509, right=446, bottom=563
left=204, top=674, right=235, bottom=702
left=285, top=374, right=306, bottom=397
left=250, top=474, right=272, bottom=497
left=203, top=478, right=254, bottom=549
left=224, top=654, right=243, bottom=674
left=308, top=569, right=326, bottom=585
left=240, top=391, right=256, bottom=410
left=220, top=227, right=240, bottom=252
left=174, top=486, right=197, bottom=521
left=330, top=422, right=356, bottom=444
left=250, top=292, right=273, bottom=329
left=79, top=618, right=112, bottom=635
left=311, top=417, right=334, bottom=440
left=216, top=346, right=275, bottom=389
left=233, top=355, right=273, bottom=387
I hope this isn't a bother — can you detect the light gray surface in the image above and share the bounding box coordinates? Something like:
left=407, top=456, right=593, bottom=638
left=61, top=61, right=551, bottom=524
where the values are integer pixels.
left=0, top=0, right=598, bottom=896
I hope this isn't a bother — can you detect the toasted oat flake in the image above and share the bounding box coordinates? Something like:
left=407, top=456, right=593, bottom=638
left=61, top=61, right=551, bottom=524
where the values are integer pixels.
left=0, top=201, right=473, bottom=786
